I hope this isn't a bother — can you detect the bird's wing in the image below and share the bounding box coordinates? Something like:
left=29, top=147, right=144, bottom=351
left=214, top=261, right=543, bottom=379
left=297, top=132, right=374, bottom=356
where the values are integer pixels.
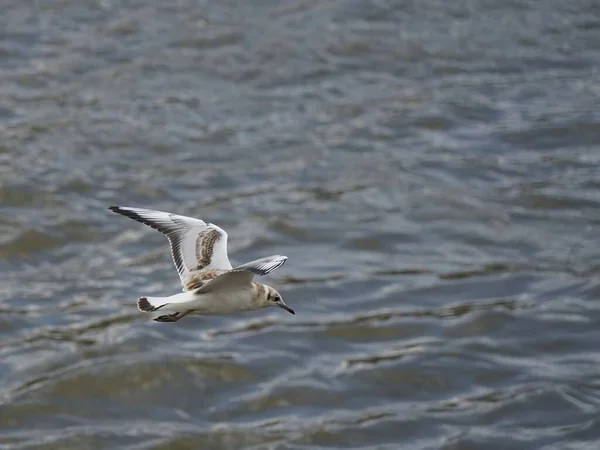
left=195, top=256, right=288, bottom=294
left=109, top=206, right=232, bottom=284
left=233, top=255, right=288, bottom=276
left=195, top=270, right=254, bottom=294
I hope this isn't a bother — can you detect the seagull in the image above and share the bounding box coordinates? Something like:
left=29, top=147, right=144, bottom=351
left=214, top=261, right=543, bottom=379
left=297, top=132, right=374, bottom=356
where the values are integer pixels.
left=109, top=206, right=294, bottom=323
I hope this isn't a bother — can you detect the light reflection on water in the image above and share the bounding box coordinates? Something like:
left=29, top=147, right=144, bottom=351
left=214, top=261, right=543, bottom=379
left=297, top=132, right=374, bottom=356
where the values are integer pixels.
left=2, top=0, right=600, bottom=448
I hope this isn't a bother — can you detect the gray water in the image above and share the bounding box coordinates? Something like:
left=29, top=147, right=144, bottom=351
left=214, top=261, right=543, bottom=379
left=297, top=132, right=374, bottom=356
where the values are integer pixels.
left=2, top=1, right=600, bottom=449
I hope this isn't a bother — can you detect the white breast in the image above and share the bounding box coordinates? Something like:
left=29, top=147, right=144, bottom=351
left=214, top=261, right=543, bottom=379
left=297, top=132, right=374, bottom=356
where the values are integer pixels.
left=185, top=288, right=257, bottom=315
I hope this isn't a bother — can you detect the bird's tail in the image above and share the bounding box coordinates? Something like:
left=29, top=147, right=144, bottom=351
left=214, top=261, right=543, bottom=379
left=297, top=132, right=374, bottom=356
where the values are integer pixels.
left=137, top=296, right=168, bottom=313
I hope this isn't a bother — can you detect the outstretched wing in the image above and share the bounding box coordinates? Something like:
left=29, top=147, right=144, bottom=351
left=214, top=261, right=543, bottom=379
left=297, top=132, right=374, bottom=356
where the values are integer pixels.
left=233, top=255, right=287, bottom=276
left=109, top=206, right=232, bottom=284
left=195, top=270, right=254, bottom=294
left=193, top=255, right=288, bottom=294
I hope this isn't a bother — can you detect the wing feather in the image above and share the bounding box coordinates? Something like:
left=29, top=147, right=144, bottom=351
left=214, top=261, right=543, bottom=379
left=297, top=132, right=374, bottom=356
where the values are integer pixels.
left=195, top=270, right=254, bottom=294
left=193, top=255, right=288, bottom=294
left=233, top=255, right=288, bottom=276
left=109, top=206, right=232, bottom=284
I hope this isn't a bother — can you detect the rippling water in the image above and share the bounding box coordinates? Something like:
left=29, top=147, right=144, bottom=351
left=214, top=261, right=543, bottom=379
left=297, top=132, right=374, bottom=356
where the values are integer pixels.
left=2, top=0, right=600, bottom=449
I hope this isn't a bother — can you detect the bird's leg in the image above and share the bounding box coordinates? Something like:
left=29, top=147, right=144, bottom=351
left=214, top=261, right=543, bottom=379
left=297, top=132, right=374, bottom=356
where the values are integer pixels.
left=154, top=313, right=179, bottom=322
left=154, top=310, right=192, bottom=323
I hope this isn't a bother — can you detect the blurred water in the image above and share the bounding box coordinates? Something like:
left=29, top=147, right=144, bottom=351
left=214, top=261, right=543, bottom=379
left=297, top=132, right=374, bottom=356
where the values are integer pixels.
left=1, top=0, right=600, bottom=449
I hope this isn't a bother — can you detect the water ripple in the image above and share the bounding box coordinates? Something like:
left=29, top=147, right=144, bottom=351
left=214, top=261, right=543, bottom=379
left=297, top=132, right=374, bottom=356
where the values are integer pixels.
left=1, top=0, right=600, bottom=448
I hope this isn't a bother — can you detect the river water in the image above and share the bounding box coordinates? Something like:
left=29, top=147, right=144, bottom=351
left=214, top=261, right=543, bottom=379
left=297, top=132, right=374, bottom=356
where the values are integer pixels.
left=2, top=0, right=600, bottom=449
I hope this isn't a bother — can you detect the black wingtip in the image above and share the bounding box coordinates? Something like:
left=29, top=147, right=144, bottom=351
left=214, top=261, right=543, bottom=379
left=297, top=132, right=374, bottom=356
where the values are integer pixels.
left=107, top=205, right=174, bottom=236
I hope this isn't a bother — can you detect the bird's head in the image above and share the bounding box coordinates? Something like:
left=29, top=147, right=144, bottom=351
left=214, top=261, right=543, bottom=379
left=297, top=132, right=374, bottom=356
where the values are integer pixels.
left=263, top=286, right=295, bottom=315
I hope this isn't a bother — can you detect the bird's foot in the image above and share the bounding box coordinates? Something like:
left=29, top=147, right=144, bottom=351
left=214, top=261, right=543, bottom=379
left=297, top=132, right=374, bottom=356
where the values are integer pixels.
left=154, top=313, right=181, bottom=322
left=154, top=310, right=191, bottom=323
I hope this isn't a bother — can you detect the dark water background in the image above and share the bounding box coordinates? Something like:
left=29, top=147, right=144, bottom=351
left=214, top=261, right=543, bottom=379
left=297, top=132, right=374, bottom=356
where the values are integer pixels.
left=2, top=1, right=600, bottom=448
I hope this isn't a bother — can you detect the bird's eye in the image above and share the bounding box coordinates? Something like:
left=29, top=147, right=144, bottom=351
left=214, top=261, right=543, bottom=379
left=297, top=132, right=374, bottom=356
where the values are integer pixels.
left=273, top=296, right=281, bottom=302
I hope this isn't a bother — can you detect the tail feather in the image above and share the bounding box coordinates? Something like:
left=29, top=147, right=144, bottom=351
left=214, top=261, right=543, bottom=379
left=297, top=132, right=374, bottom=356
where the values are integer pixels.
left=137, top=296, right=167, bottom=312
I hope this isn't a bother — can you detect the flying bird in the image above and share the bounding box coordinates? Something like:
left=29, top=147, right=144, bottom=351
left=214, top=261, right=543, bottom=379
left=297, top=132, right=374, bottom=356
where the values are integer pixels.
left=109, top=206, right=293, bottom=323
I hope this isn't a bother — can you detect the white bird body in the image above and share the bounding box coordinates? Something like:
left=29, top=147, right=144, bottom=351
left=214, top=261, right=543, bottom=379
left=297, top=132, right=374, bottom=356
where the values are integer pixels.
left=142, top=287, right=257, bottom=315
left=109, top=206, right=294, bottom=322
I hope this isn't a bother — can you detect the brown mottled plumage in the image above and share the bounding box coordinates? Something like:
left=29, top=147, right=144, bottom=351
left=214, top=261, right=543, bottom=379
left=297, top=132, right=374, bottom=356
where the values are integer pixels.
left=196, top=229, right=222, bottom=270
left=184, top=269, right=224, bottom=291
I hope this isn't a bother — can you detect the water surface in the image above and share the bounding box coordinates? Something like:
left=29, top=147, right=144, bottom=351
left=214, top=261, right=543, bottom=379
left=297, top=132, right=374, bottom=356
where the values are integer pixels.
left=2, top=0, right=600, bottom=449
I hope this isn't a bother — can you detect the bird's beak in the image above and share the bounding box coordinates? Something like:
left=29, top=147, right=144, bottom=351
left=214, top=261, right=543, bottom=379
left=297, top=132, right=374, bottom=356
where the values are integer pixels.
left=279, top=302, right=295, bottom=315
